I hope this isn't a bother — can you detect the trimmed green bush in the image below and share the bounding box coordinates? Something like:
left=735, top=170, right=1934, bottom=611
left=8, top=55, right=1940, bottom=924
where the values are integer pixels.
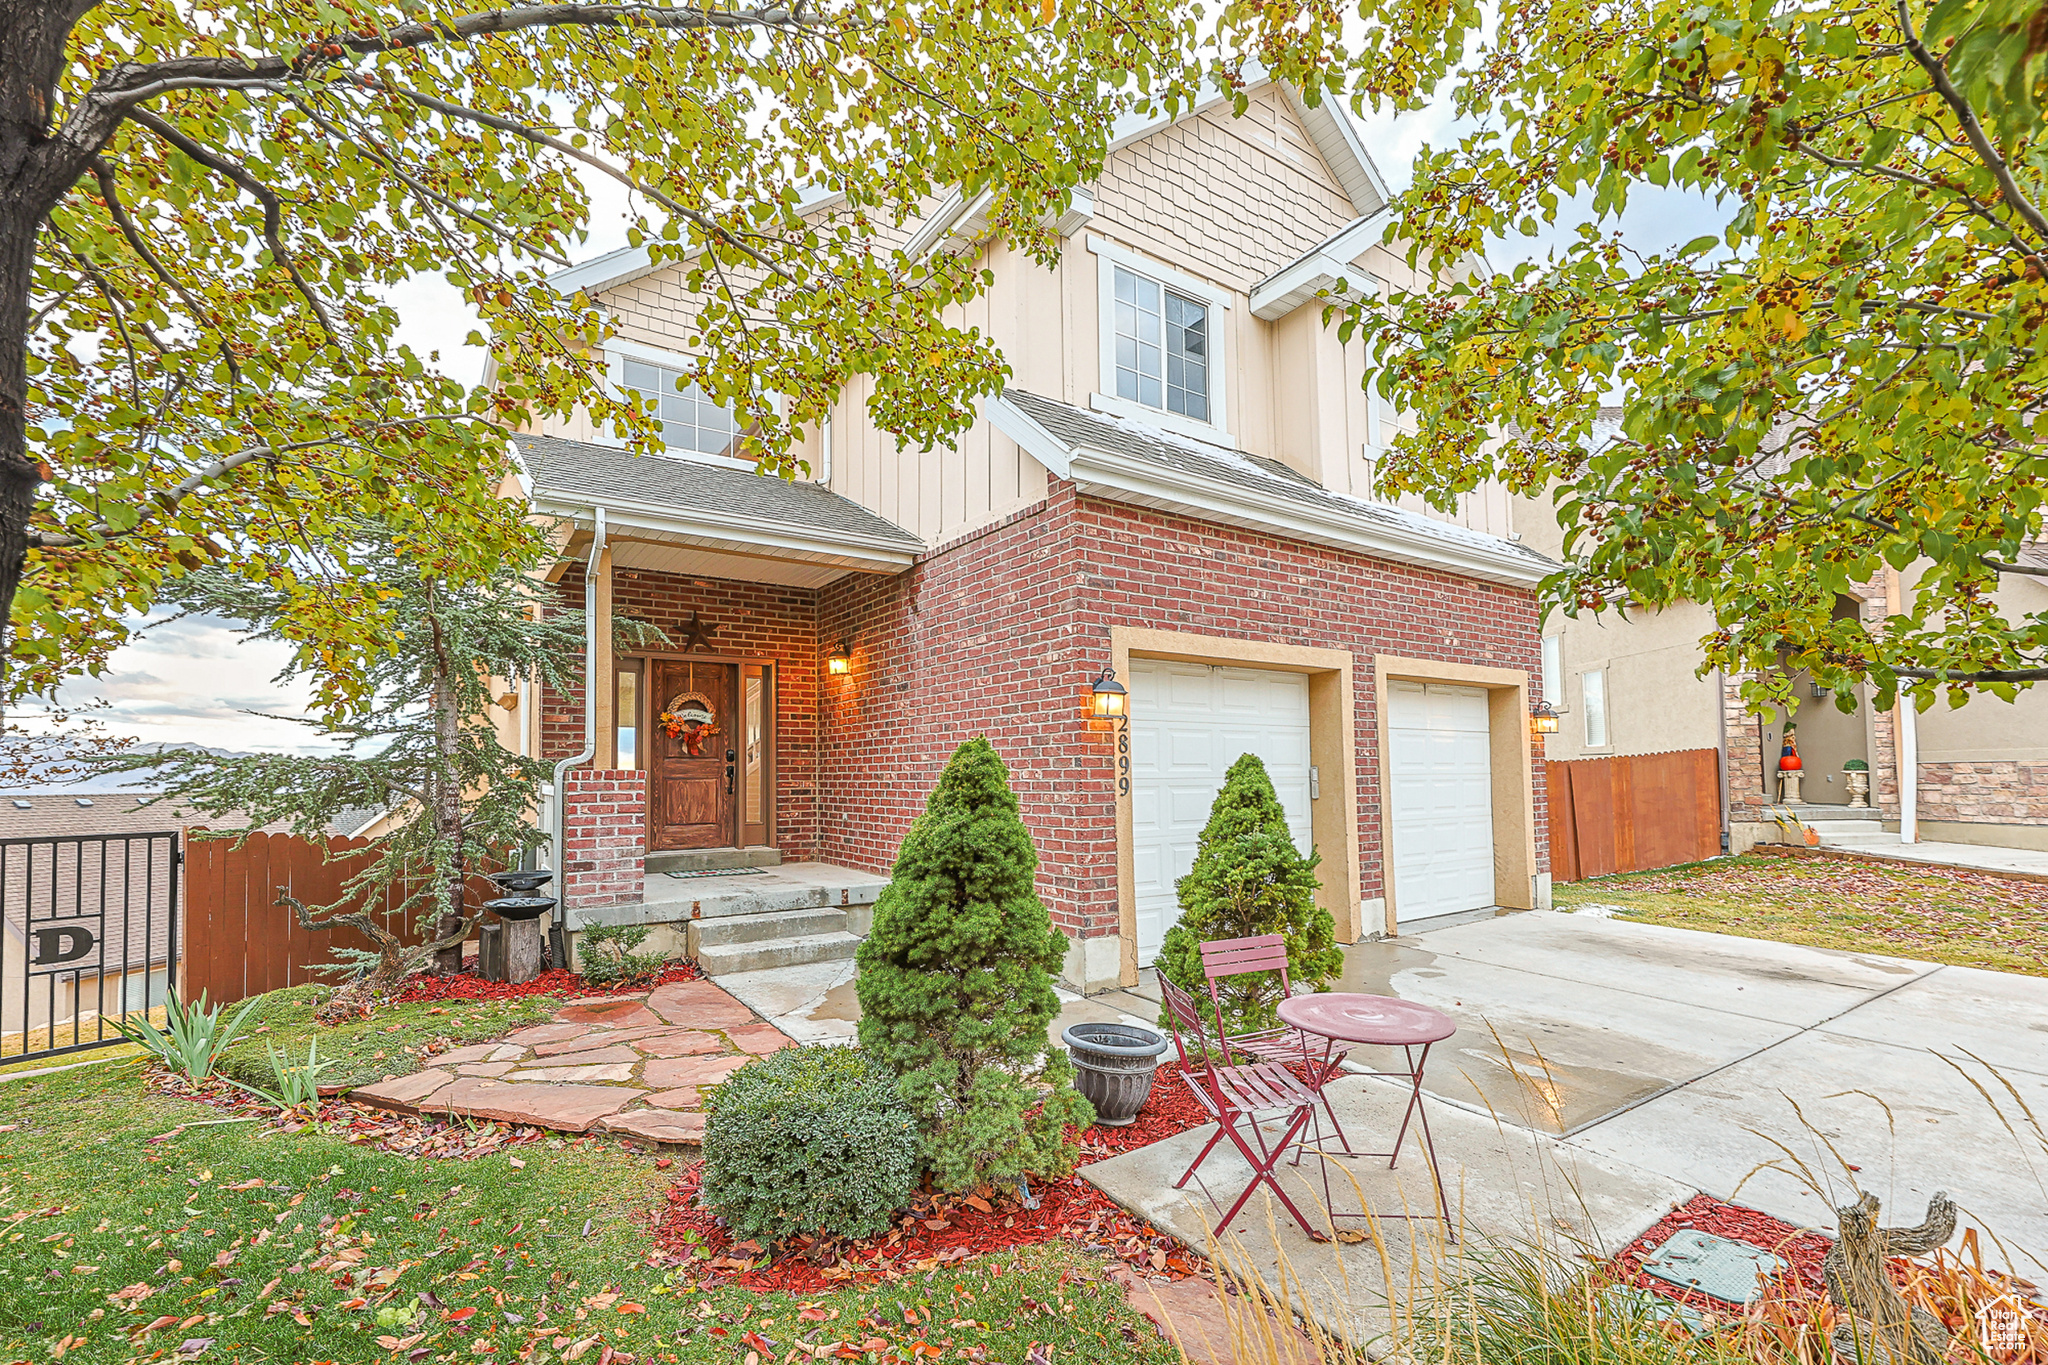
left=698, top=1045, right=920, bottom=1243
left=1155, top=752, right=1340, bottom=1038
left=855, top=737, right=1092, bottom=1192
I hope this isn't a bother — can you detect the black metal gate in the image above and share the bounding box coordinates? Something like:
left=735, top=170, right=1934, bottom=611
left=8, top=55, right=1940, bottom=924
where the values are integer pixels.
left=0, top=832, right=181, bottom=1063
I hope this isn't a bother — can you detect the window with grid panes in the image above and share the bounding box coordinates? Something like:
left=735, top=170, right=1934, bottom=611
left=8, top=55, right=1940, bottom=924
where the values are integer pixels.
left=621, top=357, right=742, bottom=457
left=1113, top=266, right=1210, bottom=421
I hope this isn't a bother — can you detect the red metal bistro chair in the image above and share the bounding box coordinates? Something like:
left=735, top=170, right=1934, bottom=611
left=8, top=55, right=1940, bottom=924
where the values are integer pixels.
left=1158, top=974, right=1329, bottom=1239
left=1199, top=934, right=1354, bottom=1156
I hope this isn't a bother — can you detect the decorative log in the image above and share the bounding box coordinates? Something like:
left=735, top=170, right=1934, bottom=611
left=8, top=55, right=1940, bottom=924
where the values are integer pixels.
left=1823, top=1190, right=1956, bottom=1365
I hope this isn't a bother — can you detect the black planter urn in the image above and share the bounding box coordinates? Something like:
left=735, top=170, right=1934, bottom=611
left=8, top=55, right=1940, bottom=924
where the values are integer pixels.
left=1062, top=1022, right=1170, bottom=1127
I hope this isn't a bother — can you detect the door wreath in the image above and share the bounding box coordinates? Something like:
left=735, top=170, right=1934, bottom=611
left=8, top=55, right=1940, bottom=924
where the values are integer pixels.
left=660, top=691, right=720, bottom=756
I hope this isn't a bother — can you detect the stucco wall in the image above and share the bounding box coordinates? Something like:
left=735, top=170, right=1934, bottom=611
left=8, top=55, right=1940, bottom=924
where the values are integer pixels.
left=1538, top=602, right=1721, bottom=763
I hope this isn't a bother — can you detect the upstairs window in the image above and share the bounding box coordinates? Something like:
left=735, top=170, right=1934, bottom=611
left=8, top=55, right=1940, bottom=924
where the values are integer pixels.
left=621, top=357, right=741, bottom=458
left=1113, top=266, right=1209, bottom=421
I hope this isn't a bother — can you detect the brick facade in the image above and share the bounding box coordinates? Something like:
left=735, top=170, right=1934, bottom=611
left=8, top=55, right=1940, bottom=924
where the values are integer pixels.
left=816, top=483, right=1547, bottom=942
left=541, top=568, right=823, bottom=861
left=541, top=484, right=1546, bottom=951
left=561, top=770, right=646, bottom=912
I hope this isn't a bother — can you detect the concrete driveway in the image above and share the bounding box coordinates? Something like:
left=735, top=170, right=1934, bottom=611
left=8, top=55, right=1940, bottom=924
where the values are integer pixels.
left=1078, top=911, right=2048, bottom=1344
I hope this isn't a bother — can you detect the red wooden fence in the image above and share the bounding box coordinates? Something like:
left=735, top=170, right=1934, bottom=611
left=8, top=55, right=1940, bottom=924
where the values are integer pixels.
left=181, top=832, right=493, bottom=1004
left=1546, top=748, right=1722, bottom=883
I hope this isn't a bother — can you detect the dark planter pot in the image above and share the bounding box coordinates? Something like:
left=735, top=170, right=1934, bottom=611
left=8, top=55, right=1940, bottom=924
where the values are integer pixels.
left=1062, top=1022, right=1170, bottom=1127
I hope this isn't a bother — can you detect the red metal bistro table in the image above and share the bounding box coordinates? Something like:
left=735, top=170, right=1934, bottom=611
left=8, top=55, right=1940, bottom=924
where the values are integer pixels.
left=1276, top=992, right=1457, bottom=1231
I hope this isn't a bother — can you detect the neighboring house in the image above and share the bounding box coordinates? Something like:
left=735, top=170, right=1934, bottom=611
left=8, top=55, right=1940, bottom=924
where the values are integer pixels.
left=1516, top=418, right=2048, bottom=855
left=509, top=81, right=1555, bottom=993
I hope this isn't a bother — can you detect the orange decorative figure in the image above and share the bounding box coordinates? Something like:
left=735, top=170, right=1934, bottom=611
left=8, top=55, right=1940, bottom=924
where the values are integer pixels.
left=1778, top=724, right=1803, bottom=772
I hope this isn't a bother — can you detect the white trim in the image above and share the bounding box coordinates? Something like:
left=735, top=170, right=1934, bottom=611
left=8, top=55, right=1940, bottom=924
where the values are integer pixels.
left=1087, top=234, right=1233, bottom=441
left=529, top=491, right=920, bottom=573
left=1087, top=392, right=1238, bottom=450
left=906, top=186, right=1096, bottom=262
left=1281, top=88, right=1390, bottom=215
left=984, top=393, right=1074, bottom=477
left=1249, top=213, right=1388, bottom=320
left=1061, top=442, right=1546, bottom=588
left=551, top=244, right=662, bottom=297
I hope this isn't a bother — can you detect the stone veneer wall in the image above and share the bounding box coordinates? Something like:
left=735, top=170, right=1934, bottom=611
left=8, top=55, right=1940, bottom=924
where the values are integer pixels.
left=560, top=769, right=646, bottom=912
left=1915, top=762, right=2048, bottom=826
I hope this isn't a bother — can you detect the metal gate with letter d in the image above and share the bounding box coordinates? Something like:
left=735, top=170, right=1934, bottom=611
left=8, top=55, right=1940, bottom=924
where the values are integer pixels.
left=0, top=832, right=181, bottom=1063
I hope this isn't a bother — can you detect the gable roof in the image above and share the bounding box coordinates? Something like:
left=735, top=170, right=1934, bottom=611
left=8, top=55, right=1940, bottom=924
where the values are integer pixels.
left=990, top=389, right=1552, bottom=588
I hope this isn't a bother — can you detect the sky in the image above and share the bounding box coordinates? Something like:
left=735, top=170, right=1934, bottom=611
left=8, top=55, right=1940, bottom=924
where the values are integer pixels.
left=47, top=84, right=1719, bottom=766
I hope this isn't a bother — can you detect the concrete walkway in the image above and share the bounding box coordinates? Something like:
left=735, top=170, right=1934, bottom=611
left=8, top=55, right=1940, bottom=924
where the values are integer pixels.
left=1076, top=912, right=2048, bottom=1345
left=1811, top=834, right=2048, bottom=879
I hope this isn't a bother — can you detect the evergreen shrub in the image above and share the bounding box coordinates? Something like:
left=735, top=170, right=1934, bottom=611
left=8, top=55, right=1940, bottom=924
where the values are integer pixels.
left=1155, top=752, right=1341, bottom=1037
left=575, top=922, right=667, bottom=985
left=698, top=1045, right=920, bottom=1243
left=855, top=737, right=1092, bottom=1192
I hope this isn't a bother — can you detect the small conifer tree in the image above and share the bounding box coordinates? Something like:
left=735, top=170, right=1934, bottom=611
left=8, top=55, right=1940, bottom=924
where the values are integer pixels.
left=1155, top=752, right=1340, bottom=1037
left=855, top=737, right=1091, bottom=1192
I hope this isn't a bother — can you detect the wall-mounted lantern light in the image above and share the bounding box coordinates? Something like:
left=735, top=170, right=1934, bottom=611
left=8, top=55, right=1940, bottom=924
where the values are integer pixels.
left=1090, top=666, right=1132, bottom=799
left=1530, top=700, right=1561, bottom=736
left=827, top=641, right=853, bottom=676
left=1810, top=680, right=1832, bottom=701
left=1088, top=667, right=1128, bottom=721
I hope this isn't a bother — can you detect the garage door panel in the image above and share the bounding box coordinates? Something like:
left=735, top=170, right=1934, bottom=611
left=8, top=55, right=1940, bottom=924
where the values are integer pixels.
left=1387, top=682, right=1495, bottom=921
left=1130, top=659, right=1314, bottom=963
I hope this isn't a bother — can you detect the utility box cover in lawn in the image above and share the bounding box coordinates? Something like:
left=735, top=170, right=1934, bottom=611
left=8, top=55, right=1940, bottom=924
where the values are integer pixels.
left=1640, top=1230, right=1788, bottom=1304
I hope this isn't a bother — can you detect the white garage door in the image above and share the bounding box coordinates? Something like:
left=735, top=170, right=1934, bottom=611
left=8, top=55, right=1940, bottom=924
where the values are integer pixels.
left=1386, top=682, right=1495, bottom=921
left=1130, top=660, right=1313, bottom=963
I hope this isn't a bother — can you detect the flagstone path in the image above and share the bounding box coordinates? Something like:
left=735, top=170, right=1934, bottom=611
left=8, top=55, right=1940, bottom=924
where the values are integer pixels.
left=350, top=979, right=792, bottom=1145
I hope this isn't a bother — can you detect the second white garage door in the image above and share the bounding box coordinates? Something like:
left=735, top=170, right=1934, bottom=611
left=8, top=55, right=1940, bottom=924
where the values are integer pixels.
left=1129, top=660, right=1313, bottom=963
left=1386, top=681, right=1496, bottom=922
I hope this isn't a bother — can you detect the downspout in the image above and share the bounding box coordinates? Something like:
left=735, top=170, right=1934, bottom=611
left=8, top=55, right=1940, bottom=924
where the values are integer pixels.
left=550, top=506, right=607, bottom=888
left=1715, top=668, right=1730, bottom=851
left=1887, top=568, right=1918, bottom=845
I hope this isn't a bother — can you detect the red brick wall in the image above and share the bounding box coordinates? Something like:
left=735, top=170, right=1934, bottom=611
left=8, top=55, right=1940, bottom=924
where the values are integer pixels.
left=561, top=769, right=646, bottom=912
left=541, top=567, right=823, bottom=859
left=817, top=484, right=1547, bottom=940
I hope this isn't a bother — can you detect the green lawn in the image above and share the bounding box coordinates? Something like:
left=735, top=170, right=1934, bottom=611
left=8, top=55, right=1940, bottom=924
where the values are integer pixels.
left=0, top=1060, right=1174, bottom=1363
left=1554, top=850, right=2048, bottom=975
left=212, top=985, right=559, bottom=1092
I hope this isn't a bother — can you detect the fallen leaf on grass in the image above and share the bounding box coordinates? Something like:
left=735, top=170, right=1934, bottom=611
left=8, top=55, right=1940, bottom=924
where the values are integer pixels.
left=441, top=1305, right=477, bottom=1322
left=508, top=1156, right=525, bottom=1169
left=375, top=1333, right=425, bottom=1350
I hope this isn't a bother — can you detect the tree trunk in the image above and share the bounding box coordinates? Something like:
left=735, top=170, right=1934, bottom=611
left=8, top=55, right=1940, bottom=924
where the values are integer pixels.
left=1824, top=1190, right=1956, bottom=1365
left=429, top=598, right=468, bottom=973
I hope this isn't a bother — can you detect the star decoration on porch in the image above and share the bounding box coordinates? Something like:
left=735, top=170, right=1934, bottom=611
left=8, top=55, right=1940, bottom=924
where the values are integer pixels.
left=678, top=611, right=718, bottom=652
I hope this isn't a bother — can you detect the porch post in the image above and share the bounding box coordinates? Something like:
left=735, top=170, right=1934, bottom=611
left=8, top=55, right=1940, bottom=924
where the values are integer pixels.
left=593, top=537, right=616, bottom=767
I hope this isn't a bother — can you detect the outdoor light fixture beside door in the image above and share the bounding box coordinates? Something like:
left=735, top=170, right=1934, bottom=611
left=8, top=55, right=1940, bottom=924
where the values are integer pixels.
left=827, top=641, right=853, bottom=676
left=1090, top=667, right=1131, bottom=796
left=1530, top=700, right=1561, bottom=736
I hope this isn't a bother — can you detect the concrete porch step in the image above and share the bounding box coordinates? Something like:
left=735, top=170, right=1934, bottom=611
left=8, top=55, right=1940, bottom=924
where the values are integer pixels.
left=1783, top=804, right=1881, bottom=821
left=647, top=846, right=782, bottom=875
left=1818, top=831, right=1902, bottom=848
left=688, top=906, right=848, bottom=955
left=696, top=930, right=862, bottom=976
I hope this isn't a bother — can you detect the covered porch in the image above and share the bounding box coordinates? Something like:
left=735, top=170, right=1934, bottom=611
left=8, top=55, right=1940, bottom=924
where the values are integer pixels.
left=511, top=431, right=920, bottom=975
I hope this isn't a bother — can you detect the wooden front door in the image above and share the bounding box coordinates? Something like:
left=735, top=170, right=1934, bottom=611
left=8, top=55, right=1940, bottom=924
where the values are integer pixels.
left=649, top=660, right=736, bottom=850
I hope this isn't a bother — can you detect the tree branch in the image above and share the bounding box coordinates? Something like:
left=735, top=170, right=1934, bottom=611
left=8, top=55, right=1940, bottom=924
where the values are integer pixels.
left=1894, top=0, right=2048, bottom=248
left=127, top=110, right=341, bottom=343
left=30, top=417, right=469, bottom=549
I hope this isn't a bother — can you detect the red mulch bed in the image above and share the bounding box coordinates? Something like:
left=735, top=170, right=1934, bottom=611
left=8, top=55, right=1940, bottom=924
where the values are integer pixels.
left=653, top=1061, right=1216, bottom=1293
left=390, top=959, right=701, bottom=1004
left=1611, top=1194, right=1834, bottom=1315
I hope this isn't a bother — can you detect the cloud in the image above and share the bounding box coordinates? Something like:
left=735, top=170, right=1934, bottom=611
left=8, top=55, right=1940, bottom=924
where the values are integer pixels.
left=50, top=612, right=336, bottom=756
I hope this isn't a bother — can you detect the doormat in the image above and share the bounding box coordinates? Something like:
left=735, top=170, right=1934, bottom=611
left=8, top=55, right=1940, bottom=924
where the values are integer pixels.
left=660, top=869, right=737, bottom=881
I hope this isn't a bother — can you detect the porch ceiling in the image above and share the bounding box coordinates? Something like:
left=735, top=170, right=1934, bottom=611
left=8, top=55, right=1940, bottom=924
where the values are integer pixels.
left=607, top=533, right=857, bottom=589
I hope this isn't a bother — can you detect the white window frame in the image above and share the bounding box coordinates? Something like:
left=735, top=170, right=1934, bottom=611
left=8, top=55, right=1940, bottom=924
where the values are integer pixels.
left=602, top=337, right=761, bottom=472
left=1086, top=235, right=1232, bottom=446
left=1581, top=668, right=1610, bottom=749
left=1540, top=636, right=1561, bottom=704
